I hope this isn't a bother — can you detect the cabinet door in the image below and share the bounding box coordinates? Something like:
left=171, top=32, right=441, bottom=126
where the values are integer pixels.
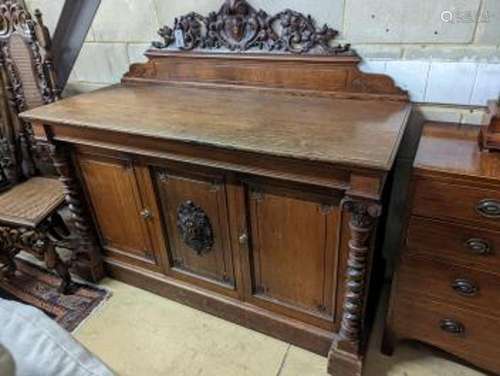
left=153, top=166, right=236, bottom=295
left=77, top=153, right=164, bottom=270
left=242, top=184, right=340, bottom=330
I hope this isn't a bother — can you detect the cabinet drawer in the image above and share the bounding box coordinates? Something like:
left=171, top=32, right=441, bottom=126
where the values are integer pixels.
left=398, top=254, right=500, bottom=316
left=407, top=217, right=500, bottom=274
left=412, top=178, right=500, bottom=228
left=391, top=294, right=500, bottom=375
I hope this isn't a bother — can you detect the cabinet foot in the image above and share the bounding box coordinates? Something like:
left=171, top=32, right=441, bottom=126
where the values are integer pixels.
left=328, top=345, right=363, bottom=376
left=381, top=327, right=396, bottom=356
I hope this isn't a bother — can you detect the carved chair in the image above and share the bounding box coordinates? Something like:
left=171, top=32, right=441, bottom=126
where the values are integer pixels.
left=0, top=1, right=73, bottom=293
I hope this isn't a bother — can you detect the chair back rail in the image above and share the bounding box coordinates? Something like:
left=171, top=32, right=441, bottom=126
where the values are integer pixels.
left=0, top=0, right=59, bottom=184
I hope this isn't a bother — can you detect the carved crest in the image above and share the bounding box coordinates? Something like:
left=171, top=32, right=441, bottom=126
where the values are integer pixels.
left=0, top=2, right=57, bottom=112
left=153, top=0, right=350, bottom=55
left=0, top=1, right=59, bottom=181
left=343, top=198, right=382, bottom=229
left=177, top=201, right=214, bottom=256
left=0, top=0, right=30, bottom=36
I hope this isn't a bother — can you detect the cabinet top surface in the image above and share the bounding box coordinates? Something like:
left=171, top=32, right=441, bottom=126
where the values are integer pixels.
left=415, top=122, right=500, bottom=182
left=22, top=84, right=411, bottom=171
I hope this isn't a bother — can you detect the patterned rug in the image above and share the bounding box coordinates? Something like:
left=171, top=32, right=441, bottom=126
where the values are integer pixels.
left=0, top=258, right=111, bottom=332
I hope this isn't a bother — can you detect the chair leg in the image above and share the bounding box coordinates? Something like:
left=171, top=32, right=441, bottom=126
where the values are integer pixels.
left=47, top=244, right=75, bottom=295
left=49, top=211, right=71, bottom=239
left=55, top=259, right=73, bottom=295
left=5, top=249, right=17, bottom=277
left=0, top=250, right=17, bottom=279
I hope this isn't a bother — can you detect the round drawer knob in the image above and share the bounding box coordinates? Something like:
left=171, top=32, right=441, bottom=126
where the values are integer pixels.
left=465, top=238, right=491, bottom=256
left=451, top=278, right=478, bottom=297
left=439, top=319, right=465, bottom=334
left=476, top=199, right=500, bottom=218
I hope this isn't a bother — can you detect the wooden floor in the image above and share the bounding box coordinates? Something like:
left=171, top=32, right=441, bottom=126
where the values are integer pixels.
left=73, top=279, right=486, bottom=376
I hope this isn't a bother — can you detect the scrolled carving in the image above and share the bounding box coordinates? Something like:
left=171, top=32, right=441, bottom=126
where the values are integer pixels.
left=343, top=199, right=382, bottom=229
left=0, top=225, right=48, bottom=258
left=0, top=0, right=30, bottom=36
left=0, top=8, right=57, bottom=112
left=0, top=223, right=73, bottom=294
left=177, top=200, right=214, bottom=256
left=153, top=0, right=350, bottom=55
left=0, top=136, right=17, bottom=184
left=0, top=1, right=59, bottom=179
left=268, top=9, right=343, bottom=54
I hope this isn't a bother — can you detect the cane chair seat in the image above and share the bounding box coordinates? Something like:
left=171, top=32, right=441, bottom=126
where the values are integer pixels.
left=0, top=177, right=64, bottom=227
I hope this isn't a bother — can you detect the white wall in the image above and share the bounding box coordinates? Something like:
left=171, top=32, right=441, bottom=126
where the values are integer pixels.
left=27, top=0, right=500, bottom=110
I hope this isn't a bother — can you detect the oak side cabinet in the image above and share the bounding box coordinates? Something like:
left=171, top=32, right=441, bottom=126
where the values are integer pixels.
left=23, top=50, right=411, bottom=376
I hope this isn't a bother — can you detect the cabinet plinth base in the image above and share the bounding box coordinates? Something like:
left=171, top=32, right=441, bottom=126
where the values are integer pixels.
left=104, top=257, right=334, bottom=356
left=328, top=343, right=363, bottom=376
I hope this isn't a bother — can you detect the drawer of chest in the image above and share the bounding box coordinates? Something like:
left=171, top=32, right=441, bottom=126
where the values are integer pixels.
left=412, top=178, right=500, bottom=228
left=407, top=217, right=500, bottom=273
left=391, top=294, right=500, bottom=375
left=397, top=254, right=500, bottom=316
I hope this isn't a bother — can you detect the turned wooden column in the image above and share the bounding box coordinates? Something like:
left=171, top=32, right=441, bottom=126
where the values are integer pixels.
left=49, top=143, right=105, bottom=282
left=329, top=197, right=381, bottom=376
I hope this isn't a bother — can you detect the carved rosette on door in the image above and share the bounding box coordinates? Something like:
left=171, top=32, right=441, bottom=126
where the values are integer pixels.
left=177, top=200, right=214, bottom=256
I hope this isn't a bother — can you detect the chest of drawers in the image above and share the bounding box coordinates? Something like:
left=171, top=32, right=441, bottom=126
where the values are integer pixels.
left=383, top=122, right=500, bottom=374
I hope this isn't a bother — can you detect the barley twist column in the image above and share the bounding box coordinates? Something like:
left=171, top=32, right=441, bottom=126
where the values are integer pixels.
left=329, top=197, right=381, bottom=376
left=49, top=143, right=105, bottom=282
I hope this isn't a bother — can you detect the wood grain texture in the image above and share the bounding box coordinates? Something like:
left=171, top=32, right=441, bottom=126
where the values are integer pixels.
left=77, top=153, right=162, bottom=270
left=407, top=216, right=500, bottom=275
left=414, top=122, right=500, bottom=184
left=398, top=253, right=500, bottom=316
left=389, top=294, right=500, bottom=375
left=384, top=122, right=500, bottom=376
left=23, top=46, right=411, bottom=375
left=21, top=84, right=411, bottom=171
left=412, top=177, right=500, bottom=230
left=153, top=165, right=237, bottom=294
left=245, top=184, right=340, bottom=329
left=124, top=52, right=407, bottom=100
